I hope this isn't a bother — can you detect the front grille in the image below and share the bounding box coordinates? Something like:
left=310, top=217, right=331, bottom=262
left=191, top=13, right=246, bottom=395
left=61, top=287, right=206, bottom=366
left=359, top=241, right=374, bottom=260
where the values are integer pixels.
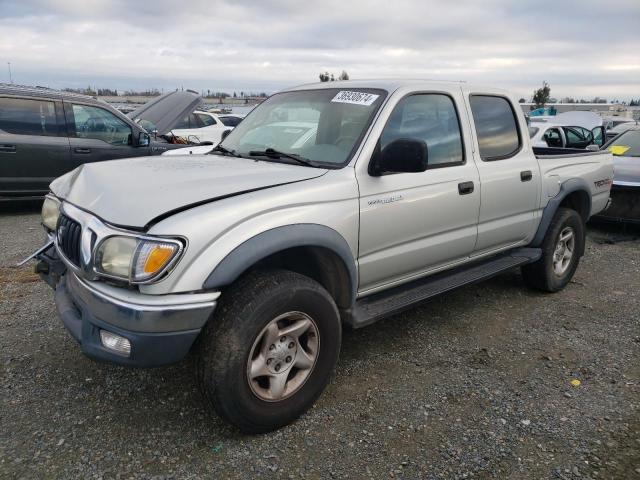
left=57, top=214, right=82, bottom=267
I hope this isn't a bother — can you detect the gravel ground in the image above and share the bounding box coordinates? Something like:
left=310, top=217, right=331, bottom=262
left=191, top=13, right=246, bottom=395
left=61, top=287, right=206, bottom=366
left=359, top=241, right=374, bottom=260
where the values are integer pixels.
left=1, top=202, right=639, bottom=479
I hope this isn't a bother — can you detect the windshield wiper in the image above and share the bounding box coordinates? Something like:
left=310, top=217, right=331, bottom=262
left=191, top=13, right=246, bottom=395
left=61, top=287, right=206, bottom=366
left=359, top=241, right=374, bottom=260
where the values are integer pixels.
left=248, top=148, right=319, bottom=167
left=209, top=144, right=242, bottom=157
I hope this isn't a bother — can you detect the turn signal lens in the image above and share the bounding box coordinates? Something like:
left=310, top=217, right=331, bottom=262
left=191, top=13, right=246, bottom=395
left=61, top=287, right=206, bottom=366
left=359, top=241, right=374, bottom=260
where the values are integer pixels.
left=132, top=242, right=179, bottom=282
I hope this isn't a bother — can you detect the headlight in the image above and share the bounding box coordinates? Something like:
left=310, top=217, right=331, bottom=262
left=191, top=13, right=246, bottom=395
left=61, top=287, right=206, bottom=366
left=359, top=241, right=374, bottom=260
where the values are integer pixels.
left=95, top=236, right=183, bottom=283
left=41, top=196, right=61, bottom=231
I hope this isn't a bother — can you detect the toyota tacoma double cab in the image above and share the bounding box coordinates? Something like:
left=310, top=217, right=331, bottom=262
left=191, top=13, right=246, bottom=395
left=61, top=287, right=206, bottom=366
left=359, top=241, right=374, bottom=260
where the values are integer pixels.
left=25, top=80, right=614, bottom=433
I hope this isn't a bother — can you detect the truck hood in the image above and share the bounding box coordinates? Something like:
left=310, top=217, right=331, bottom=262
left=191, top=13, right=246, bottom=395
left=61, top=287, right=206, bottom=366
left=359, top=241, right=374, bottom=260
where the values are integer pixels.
left=50, top=155, right=327, bottom=228
left=128, top=90, right=202, bottom=135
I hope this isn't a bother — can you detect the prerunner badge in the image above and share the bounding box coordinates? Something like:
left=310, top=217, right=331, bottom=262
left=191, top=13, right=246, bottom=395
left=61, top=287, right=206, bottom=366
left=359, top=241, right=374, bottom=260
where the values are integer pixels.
left=331, top=91, right=380, bottom=106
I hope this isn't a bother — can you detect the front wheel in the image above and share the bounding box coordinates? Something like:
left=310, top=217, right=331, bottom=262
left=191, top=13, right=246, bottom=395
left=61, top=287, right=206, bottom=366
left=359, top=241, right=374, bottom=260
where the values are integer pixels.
left=522, top=207, right=585, bottom=292
left=195, top=269, right=341, bottom=433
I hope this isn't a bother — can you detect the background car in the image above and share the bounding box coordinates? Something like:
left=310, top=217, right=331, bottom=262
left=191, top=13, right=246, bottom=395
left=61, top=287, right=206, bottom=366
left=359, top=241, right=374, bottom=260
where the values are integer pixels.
left=170, top=110, right=233, bottom=144
left=129, top=92, right=232, bottom=145
left=529, top=123, right=605, bottom=149
left=594, top=125, right=640, bottom=223
left=0, top=84, right=164, bottom=200
left=605, top=120, right=639, bottom=141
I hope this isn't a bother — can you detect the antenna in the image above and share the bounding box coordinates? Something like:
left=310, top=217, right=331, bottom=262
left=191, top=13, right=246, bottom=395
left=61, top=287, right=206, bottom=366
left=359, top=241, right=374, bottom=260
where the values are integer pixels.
left=7, top=62, right=12, bottom=83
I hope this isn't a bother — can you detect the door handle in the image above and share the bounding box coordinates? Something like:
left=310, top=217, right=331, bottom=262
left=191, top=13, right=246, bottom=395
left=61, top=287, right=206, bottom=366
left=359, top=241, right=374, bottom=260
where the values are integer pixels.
left=0, top=144, right=16, bottom=153
left=521, top=170, right=533, bottom=182
left=458, top=181, right=474, bottom=195
left=74, top=147, right=92, bottom=154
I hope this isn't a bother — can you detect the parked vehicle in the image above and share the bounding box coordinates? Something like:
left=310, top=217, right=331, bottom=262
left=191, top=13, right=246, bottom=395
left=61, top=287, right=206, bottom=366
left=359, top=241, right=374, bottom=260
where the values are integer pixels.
left=594, top=125, right=640, bottom=223
left=26, top=80, right=613, bottom=433
left=0, top=84, right=191, bottom=200
left=529, top=123, right=605, bottom=149
left=128, top=92, right=232, bottom=145
left=605, top=120, right=638, bottom=141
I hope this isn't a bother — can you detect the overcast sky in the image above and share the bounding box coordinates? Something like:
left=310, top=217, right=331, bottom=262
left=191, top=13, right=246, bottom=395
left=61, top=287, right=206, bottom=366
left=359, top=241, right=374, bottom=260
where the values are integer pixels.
left=1, top=0, right=639, bottom=101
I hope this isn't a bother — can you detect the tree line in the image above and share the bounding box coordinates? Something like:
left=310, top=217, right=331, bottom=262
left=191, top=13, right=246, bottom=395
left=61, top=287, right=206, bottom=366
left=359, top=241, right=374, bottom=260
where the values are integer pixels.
left=520, top=81, right=637, bottom=107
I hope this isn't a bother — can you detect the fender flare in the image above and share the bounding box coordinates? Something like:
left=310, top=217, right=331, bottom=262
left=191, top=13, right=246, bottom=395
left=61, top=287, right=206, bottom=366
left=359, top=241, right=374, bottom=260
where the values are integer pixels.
left=202, top=224, right=357, bottom=304
left=531, top=178, right=592, bottom=247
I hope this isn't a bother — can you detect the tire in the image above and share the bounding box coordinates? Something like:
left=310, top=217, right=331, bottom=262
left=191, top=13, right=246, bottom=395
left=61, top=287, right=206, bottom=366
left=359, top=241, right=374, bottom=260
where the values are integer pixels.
left=522, top=207, right=585, bottom=292
left=195, top=269, right=341, bottom=433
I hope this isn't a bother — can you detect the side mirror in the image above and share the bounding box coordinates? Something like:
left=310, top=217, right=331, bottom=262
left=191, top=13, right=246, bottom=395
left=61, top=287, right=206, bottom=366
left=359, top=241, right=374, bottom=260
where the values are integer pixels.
left=137, top=132, right=150, bottom=147
left=586, top=144, right=600, bottom=152
left=369, top=138, right=428, bottom=176
left=221, top=129, right=232, bottom=141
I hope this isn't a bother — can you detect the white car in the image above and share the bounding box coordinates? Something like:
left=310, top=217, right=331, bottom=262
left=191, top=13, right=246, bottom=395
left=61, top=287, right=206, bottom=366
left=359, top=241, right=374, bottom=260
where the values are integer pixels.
left=529, top=123, right=605, bottom=149
left=171, top=110, right=233, bottom=145
left=129, top=91, right=233, bottom=146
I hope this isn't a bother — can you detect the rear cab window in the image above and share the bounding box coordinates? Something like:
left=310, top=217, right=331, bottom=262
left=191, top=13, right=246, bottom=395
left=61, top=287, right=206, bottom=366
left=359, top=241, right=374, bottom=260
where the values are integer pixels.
left=469, top=95, right=521, bottom=160
left=0, top=97, right=59, bottom=136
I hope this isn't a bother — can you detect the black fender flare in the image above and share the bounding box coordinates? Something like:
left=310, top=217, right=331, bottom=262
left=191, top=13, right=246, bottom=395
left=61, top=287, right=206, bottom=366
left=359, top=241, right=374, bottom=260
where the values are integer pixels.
left=202, top=224, right=357, bottom=305
left=531, top=178, right=592, bottom=248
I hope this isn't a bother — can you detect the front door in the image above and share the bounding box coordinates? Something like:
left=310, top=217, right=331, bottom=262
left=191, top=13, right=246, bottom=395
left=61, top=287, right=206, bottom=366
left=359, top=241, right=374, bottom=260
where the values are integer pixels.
left=357, top=92, right=480, bottom=293
left=64, top=102, right=145, bottom=168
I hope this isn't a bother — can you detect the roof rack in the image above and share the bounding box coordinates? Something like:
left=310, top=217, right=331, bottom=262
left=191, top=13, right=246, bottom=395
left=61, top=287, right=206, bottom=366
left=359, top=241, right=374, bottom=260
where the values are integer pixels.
left=0, top=83, right=97, bottom=101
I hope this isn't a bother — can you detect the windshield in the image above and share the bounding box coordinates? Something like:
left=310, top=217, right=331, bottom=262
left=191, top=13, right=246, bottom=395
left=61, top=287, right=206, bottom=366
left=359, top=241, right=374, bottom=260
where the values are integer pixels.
left=607, top=129, right=640, bottom=157
left=219, top=88, right=387, bottom=166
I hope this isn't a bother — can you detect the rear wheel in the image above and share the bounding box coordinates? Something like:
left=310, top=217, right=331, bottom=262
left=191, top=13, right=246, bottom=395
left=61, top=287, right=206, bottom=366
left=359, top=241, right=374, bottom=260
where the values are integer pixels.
left=195, top=269, right=341, bottom=433
left=522, top=207, right=584, bottom=292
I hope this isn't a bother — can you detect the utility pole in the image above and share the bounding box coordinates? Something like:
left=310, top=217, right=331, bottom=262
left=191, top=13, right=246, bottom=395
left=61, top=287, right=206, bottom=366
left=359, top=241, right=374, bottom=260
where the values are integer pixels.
left=7, top=62, right=13, bottom=83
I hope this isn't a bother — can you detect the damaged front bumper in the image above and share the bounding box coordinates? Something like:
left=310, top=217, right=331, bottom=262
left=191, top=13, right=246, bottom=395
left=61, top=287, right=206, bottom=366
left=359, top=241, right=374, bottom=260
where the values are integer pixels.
left=31, top=244, right=218, bottom=367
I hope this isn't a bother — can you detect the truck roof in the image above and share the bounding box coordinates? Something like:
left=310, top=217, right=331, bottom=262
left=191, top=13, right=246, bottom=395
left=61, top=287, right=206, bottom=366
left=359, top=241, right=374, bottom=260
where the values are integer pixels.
left=0, top=83, right=100, bottom=103
left=287, top=79, right=510, bottom=96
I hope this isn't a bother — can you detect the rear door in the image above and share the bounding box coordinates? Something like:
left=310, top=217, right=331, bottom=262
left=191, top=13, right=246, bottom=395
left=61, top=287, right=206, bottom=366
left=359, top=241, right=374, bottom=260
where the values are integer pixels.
left=563, top=126, right=592, bottom=149
left=357, top=91, right=481, bottom=293
left=0, top=96, right=70, bottom=197
left=464, top=93, right=540, bottom=254
left=64, top=102, right=146, bottom=167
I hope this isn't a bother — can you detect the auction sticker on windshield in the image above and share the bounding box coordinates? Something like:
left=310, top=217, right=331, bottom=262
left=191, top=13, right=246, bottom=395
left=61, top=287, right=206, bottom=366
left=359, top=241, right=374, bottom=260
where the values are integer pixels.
left=332, top=91, right=380, bottom=106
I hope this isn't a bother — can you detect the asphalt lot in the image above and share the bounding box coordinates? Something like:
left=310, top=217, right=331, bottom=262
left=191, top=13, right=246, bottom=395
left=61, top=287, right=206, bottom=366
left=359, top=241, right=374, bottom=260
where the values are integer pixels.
left=1, top=202, right=639, bottom=479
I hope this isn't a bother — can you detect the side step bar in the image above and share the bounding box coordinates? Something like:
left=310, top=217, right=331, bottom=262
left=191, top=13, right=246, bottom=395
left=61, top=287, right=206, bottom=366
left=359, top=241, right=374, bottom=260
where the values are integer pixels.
left=344, top=247, right=542, bottom=329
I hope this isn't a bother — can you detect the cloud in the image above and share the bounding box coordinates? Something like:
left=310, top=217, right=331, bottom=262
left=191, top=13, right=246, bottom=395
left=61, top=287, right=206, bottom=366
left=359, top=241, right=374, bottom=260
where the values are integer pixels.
left=0, top=0, right=638, bottom=100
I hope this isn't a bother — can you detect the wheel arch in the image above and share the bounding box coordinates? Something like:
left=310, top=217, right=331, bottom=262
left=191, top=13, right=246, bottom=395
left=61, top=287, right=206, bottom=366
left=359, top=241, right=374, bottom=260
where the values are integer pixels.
left=202, top=224, right=357, bottom=309
left=531, top=178, right=591, bottom=252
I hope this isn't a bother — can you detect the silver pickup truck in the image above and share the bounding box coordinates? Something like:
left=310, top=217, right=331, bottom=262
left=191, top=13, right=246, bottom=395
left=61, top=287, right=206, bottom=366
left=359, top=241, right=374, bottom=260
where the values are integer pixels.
left=28, top=80, right=613, bottom=433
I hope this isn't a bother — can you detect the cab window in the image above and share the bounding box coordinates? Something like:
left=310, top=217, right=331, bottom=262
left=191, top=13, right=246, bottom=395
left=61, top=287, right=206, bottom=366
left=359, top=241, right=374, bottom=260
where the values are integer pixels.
left=70, top=104, right=132, bottom=145
left=380, top=93, right=464, bottom=167
left=469, top=95, right=521, bottom=160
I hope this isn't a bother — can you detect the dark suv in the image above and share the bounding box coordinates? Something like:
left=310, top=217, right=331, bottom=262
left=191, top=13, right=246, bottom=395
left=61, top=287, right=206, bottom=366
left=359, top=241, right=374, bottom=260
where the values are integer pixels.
left=0, top=84, right=189, bottom=201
